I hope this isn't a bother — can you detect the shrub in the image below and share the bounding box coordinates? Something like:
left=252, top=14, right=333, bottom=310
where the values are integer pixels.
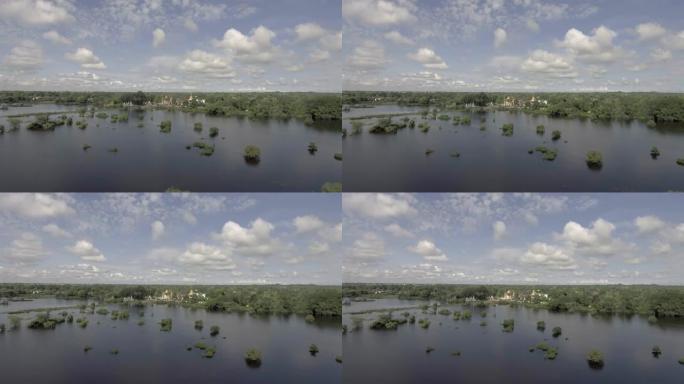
left=451, top=351, right=461, bottom=356
left=586, top=151, right=603, bottom=169
left=418, top=122, right=430, bottom=133
left=210, top=325, right=220, bottom=336
left=75, top=120, right=88, bottom=130
left=587, top=350, right=604, bottom=369
left=194, top=320, right=203, bottom=330
left=9, top=118, right=21, bottom=130
left=108, top=148, right=118, bottom=153
left=309, top=344, right=319, bottom=355
left=679, top=358, right=684, bottom=365
left=648, top=315, right=658, bottom=323
left=321, top=182, right=342, bottom=192
left=9, top=316, right=21, bottom=330
left=551, top=130, right=561, bottom=141
left=308, top=142, right=318, bottom=154
left=350, top=121, right=363, bottom=134
left=438, top=114, right=450, bottom=120
left=501, top=123, right=514, bottom=136
left=243, top=145, right=261, bottom=163
left=84, top=345, right=92, bottom=352
left=552, top=327, right=562, bottom=337
left=245, top=348, right=262, bottom=366
left=462, top=310, right=472, bottom=320
left=418, top=318, right=430, bottom=329
left=502, top=319, right=514, bottom=332
left=160, top=318, right=172, bottom=332
left=96, top=112, right=108, bottom=119
left=537, top=321, right=546, bottom=331
left=209, top=127, right=218, bottom=137
left=652, top=345, right=662, bottom=357
left=203, top=347, right=216, bottom=358
left=536, top=125, right=545, bottom=135
left=137, top=319, right=145, bottom=326
left=193, top=122, right=203, bottom=132
left=96, top=308, right=109, bottom=315
left=438, top=308, right=451, bottom=316
left=545, top=348, right=558, bottom=360
left=461, top=116, right=471, bottom=125
left=159, top=120, right=172, bottom=133
left=194, top=342, right=208, bottom=350
left=651, top=146, right=660, bottom=159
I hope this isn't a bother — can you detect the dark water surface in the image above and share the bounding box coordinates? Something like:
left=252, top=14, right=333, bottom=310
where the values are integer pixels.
left=342, top=299, right=684, bottom=384
left=0, top=299, right=341, bottom=383
left=0, top=105, right=341, bottom=192
left=343, top=105, right=684, bottom=192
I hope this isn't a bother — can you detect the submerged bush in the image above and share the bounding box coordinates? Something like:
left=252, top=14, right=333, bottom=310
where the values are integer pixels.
left=209, top=127, right=218, bottom=138
left=244, top=145, right=261, bottom=163
left=536, top=125, right=545, bottom=135
left=334, top=153, right=343, bottom=161
left=370, top=314, right=400, bottom=330
left=96, top=112, right=108, bottom=119
left=159, top=318, right=172, bottom=332
left=537, top=321, right=546, bottom=331
left=418, top=318, right=431, bottom=329
left=552, top=327, right=562, bottom=338
left=210, top=325, right=220, bottom=336
left=245, top=348, right=262, bottom=366
left=462, top=310, right=472, bottom=320
left=677, top=158, right=684, bottom=166
left=652, top=345, right=662, bottom=357
left=651, top=146, right=660, bottom=159
left=308, top=142, right=318, bottom=154
left=321, top=182, right=342, bottom=192
left=203, top=347, right=216, bottom=358
left=28, top=313, right=57, bottom=330
left=194, top=320, right=203, bottom=330
left=193, top=122, right=203, bottom=132
left=450, top=151, right=461, bottom=158
left=335, top=356, right=342, bottom=363
left=438, top=308, right=451, bottom=316
left=425, top=149, right=434, bottom=156
left=587, top=350, right=604, bottom=369
left=501, top=123, right=514, bottom=136
left=586, top=151, right=603, bottom=169
left=551, top=130, right=561, bottom=141
left=425, top=346, right=435, bottom=353
left=309, top=344, right=319, bottom=355
left=96, top=308, right=109, bottom=315
left=159, top=120, right=172, bottom=133
left=84, top=345, right=92, bottom=352
left=502, top=319, right=514, bottom=332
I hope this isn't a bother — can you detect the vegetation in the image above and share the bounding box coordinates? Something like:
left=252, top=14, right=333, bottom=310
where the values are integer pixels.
left=677, top=158, right=684, bottom=166
left=210, top=325, right=220, bottom=336
left=159, top=318, right=172, bottom=332
left=501, top=123, right=514, bottom=136
left=425, top=346, right=435, bottom=353
left=209, top=127, right=219, bottom=138
left=551, top=130, right=561, bottom=141
left=336, top=355, right=342, bottom=363
left=586, top=151, right=603, bottom=169
left=243, top=145, right=261, bottom=163
left=334, top=153, right=343, bottom=161
left=418, top=318, right=431, bottom=329
left=308, top=142, right=318, bottom=154
left=651, top=146, right=660, bottom=159
left=537, top=321, right=545, bottom=331
left=587, top=350, right=604, bottom=369
left=536, top=125, right=545, bottom=135
left=652, top=345, right=662, bottom=357
left=194, top=320, right=203, bottom=330
left=193, top=122, right=203, bottom=132
left=321, top=182, right=342, bottom=192
left=534, top=146, right=557, bottom=161
left=552, top=326, right=562, bottom=337
left=192, top=141, right=215, bottom=157
left=245, top=348, right=262, bottom=367
left=159, top=120, right=172, bottom=133
left=309, top=344, right=319, bottom=356
left=502, top=319, right=515, bottom=332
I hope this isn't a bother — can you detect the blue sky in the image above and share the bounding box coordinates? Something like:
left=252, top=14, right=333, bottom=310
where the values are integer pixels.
left=343, top=0, right=684, bottom=91
left=343, top=193, right=684, bottom=284
left=0, top=193, right=341, bottom=284
left=0, top=0, right=341, bottom=92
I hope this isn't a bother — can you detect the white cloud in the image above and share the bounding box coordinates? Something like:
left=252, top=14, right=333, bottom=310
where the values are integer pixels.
left=408, top=48, right=448, bottom=69
left=308, top=240, right=330, bottom=254
left=557, top=25, right=625, bottom=63
left=42, top=30, right=71, bottom=44
left=293, top=215, right=325, bottom=233
left=343, top=0, right=416, bottom=26
left=409, top=240, right=448, bottom=262
left=0, top=0, right=73, bottom=26
left=526, top=19, right=540, bottom=32
left=42, top=223, right=71, bottom=238
left=0, top=193, right=73, bottom=218
left=635, top=22, right=666, bottom=41
left=178, top=242, right=235, bottom=270
left=3, top=40, right=44, bottom=70
left=68, top=240, right=106, bottom=262
left=184, top=18, right=198, bottom=32
left=558, top=218, right=631, bottom=256
left=1, top=232, right=46, bottom=264
left=152, top=28, right=166, bottom=48
left=65, top=48, right=106, bottom=69
left=650, top=48, right=672, bottom=62
left=494, top=28, right=507, bottom=48
left=634, top=215, right=666, bottom=234
left=346, top=40, right=387, bottom=69
left=214, top=25, right=277, bottom=63
left=215, top=218, right=280, bottom=256
left=662, top=31, right=684, bottom=50
left=521, top=242, right=576, bottom=270
left=384, top=223, right=413, bottom=238
left=295, top=22, right=326, bottom=40
left=310, top=49, right=331, bottom=62
left=384, top=30, right=413, bottom=45
left=493, top=220, right=507, bottom=240
left=178, top=50, right=234, bottom=78
left=151, top=220, right=165, bottom=240
left=521, top=49, right=576, bottom=78
left=349, top=232, right=385, bottom=261
left=343, top=193, right=416, bottom=219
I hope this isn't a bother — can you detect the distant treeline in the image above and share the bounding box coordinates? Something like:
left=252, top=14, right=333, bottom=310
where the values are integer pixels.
left=343, top=283, right=684, bottom=318
left=343, top=91, right=684, bottom=126
left=0, top=283, right=341, bottom=317
left=0, top=91, right=341, bottom=122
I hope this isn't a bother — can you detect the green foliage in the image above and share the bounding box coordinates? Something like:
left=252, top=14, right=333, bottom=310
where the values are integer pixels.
left=502, top=319, right=515, bottom=332
left=244, top=145, right=261, bottom=163
left=677, top=159, right=684, bottom=166
left=209, top=127, right=219, bottom=138
left=321, top=182, right=342, bottom=192
left=193, top=122, right=203, bottom=132
left=425, top=148, right=434, bottom=156
left=210, top=325, right=220, bottom=336
left=96, top=112, right=108, bottom=119
left=462, top=310, right=472, bottom=320
left=587, top=350, right=604, bottom=368
left=194, top=342, right=208, bottom=350
left=159, top=318, right=172, bottom=332
left=537, top=321, right=546, bottom=331
left=551, top=130, right=561, bottom=141
left=586, top=151, right=603, bottom=169
left=309, top=344, right=319, bottom=355
left=335, top=355, right=342, bottom=363
left=308, top=142, right=318, bottom=154
left=9, top=316, right=21, bottom=330
left=159, top=120, right=172, bottom=133
left=536, top=125, right=545, bottom=135
left=501, top=123, right=514, bottom=136
left=418, top=318, right=430, bottom=329
left=552, top=326, right=562, bottom=337
left=96, top=308, right=109, bottom=315
left=438, top=308, right=451, bottom=315
left=245, top=348, right=262, bottom=366
left=28, top=313, right=57, bottom=330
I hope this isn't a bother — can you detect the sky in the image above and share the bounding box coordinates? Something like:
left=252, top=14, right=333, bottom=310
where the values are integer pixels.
left=343, top=193, right=684, bottom=285
left=0, top=0, right=341, bottom=92
left=0, top=193, right=341, bottom=285
left=343, top=0, right=684, bottom=92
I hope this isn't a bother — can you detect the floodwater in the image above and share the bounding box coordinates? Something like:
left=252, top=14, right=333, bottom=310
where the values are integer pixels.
left=0, top=105, right=341, bottom=192
left=342, top=299, right=684, bottom=384
left=0, top=299, right=341, bottom=383
left=343, top=105, right=684, bottom=192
